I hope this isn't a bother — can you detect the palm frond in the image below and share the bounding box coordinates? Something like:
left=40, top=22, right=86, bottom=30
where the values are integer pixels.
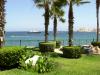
left=50, top=5, right=64, bottom=17
left=77, top=1, right=90, bottom=5
left=72, top=0, right=90, bottom=6
left=53, top=0, right=67, bottom=7
left=33, top=0, right=45, bottom=8
left=33, top=0, right=43, bottom=4
left=36, top=3, right=44, bottom=8
left=59, top=18, right=65, bottom=23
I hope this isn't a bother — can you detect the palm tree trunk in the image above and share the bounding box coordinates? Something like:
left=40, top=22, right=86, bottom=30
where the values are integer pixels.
left=53, top=16, right=57, bottom=41
left=96, top=0, right=99, bottom=42
left=68, top=1, right=74, bottom=46
left=0, top=0, right=6, bottom=48
left=44, top=3, right=49, bottom=42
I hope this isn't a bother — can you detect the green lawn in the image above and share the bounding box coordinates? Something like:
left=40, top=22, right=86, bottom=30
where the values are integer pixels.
left=0, top=55, right=100, bottom=75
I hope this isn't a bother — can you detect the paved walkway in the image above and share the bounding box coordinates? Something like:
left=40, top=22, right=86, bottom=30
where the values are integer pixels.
left=26, top=46, right=63, bottom=54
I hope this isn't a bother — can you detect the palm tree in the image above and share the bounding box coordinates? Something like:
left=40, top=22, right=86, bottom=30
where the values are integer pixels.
left=67, top=0, right=89, bottom=46
left=50, top=3, right=65, bottom=41
left=33, top=0, right=50, bottom=42
left=96, top=0, right=100, bottom=42
left=68, top=1, right=73, bottom=46
left=33, top=0, right=66, bottom=42
left=0, top=0, right=6, bottom=47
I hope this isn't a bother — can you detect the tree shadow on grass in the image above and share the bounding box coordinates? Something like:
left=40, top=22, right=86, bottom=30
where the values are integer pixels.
left=0, top=63, right=19, bottom=71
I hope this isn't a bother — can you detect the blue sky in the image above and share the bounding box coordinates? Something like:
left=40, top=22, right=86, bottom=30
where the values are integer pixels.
left=5, top=0, right=100, bottom=31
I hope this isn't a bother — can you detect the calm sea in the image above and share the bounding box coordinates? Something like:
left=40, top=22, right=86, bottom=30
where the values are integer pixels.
left=4, top=31, right=98, bottom=46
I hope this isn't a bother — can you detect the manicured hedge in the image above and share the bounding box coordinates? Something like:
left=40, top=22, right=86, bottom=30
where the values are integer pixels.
left=39, top=41, right=56, bottom=52
left=62, top=46, right=81, bottom=58
left=56, top=41, right=61, bottom=48
left=0, top=46, right=25, bottom=68
left=91, top=42, right=100, bottom=47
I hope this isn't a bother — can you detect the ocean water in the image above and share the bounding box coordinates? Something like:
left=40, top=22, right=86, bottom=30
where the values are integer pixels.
left=4, top=31, right=98, bottom=46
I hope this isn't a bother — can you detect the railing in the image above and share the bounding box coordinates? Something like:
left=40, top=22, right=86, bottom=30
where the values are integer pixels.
left=4, top=39, right=94, bottom=47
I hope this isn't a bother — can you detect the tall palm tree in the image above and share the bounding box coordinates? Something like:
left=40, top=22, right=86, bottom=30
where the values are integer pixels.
left=33, top=0, right=66, bottom=42
left=67, top=0, right=89, bottom=46
left=96, top=0, right=100, bottom=42
left=50, top=4, right=65, bottom=41
left=33, top=0, right=50, bottom=42
left=0, top=0, right=6, bottom=47
left=68, top=1, right=73, bottom=46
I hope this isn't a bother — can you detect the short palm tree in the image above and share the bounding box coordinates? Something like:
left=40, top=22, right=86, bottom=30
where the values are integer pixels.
left=0, top=0, right=6, bottom=47
left=67, top=0, right=89, bottom=46
left=96, top=0, right=100, bottom=42
left=50, top=2, right=65, bottom=41
left=33, top=0, right=50, bottom=42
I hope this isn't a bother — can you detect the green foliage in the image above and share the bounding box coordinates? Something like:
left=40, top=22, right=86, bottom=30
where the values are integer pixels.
left=56, top=41, right=61, bottom=48
left=53, top=0, right=67, bottom=7
left=21, top=49, right=35, bottom=61
left=47, top=52, right=59, bottom=58
left=42, top=52, right=59, bottom=58
left=91, top=42, right=100, bottom=47
left=1, top=55, right=100, bottom=75
left=19, top=49, right=38, bottom=70
left=81, top=47, right=86, bottom=54
left=0, top=46, right=25, bottom=68
left=35, top=56, right=56, bottom=73
left=19, top=47, right=57, bottom=73
left=33, top=47, right=40, bottom=51
left=19, top=58, right=34, bottom=72
left=62, top=46, right=81, bottom=58
left=39, top=41, right=56, bottom=52
left=19, top=55, right=56, bottom=73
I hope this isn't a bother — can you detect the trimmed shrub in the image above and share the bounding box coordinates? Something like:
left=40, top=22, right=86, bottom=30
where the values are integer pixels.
left=33, top=47, right=40, bottom=51
left=91, top=42, right=100, bottom=47
left=0, top=46, right=25, bottom=68
left=39, top=41, right=56, bottom=52
left=56, top=41, right=61, bottom=48
left=62, top=46, right=81, bottom=58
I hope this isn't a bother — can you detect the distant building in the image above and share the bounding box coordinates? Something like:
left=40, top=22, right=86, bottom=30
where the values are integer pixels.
left=91, top=28, right=100, bottom=32
left=77, top=27, right=91, bottom=32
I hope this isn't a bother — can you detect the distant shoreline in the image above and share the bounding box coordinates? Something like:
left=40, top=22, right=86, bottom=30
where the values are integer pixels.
left=5, top=31, right=96, bottom=32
